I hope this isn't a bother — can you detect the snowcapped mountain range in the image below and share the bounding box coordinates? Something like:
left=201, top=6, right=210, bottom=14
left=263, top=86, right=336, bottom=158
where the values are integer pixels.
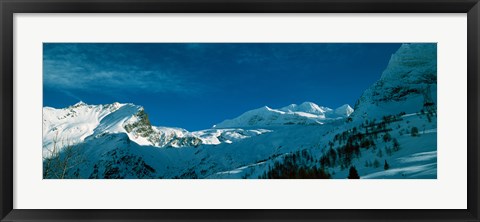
left=214, top=102, right=353, bottom=128
left=42, top=43, right=437, bottom=179
left=43, top=101, right=350, bottom=154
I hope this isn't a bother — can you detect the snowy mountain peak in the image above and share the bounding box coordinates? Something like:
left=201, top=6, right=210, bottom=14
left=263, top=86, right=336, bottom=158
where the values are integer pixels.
left=215, top=102, right=353, bottom=128
left=280, top=101, right=331, bottom=114
left=352, top=43, right=437, bottom=120
left=42, top=102, right=145, bottom=156
left=111, top=102, right=122, bottom=109
left=73, top=101, right=87, bottom=107
left=43, top=101, right=208, bottom=156
left=281, top=104, right=297, bottom=111
left=298, top=101, right=331, bottom=114
left=381, top=43, right=436, bottom=81
left=262, top=106, right=273, bottom=111
left=334, top=104, right=354, bottom=117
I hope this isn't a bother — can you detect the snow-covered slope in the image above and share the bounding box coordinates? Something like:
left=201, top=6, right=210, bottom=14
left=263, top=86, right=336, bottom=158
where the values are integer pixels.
left=43, top=102, right=204, bottom=157
left=43, top=102, right=131, bottom=156
left=204, top=43, right=436, bottom=179
left=192, top=128, right=272, bottom=145
left=214, top=102, right=353, bottom=128
left=43, top=101, right=275, bottom=157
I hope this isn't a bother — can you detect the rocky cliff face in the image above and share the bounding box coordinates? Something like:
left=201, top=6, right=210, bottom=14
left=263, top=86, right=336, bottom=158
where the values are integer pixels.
left=352, top=43, right=437, bottom=120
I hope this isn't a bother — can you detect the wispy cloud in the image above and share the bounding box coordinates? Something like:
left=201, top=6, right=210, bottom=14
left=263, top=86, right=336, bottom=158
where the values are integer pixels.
left=43, top=43, right=201, bottom=96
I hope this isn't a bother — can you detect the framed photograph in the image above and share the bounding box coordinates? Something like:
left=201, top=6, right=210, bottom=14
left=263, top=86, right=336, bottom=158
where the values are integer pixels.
left=1, top=0, right=479, bottom=221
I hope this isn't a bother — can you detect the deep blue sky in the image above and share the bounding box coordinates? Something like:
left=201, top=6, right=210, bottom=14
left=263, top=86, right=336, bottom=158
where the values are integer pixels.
left=43, top=43, right=402, bottom=131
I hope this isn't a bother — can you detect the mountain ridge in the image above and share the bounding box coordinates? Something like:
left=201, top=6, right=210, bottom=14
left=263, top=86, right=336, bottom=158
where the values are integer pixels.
left=43, top=100, right=342, bottom=154
left=214, top=103, right=353, bottom=128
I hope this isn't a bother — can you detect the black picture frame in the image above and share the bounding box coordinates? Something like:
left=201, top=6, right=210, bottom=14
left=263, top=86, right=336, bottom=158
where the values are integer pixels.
left=1, top=0, right=479, bottom=221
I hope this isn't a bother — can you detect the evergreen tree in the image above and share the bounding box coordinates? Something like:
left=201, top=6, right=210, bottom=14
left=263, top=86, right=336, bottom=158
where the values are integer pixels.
left=392, top=138, right=400, bottom=151
left=383, top=132, right=392, bottom=142
left=411, top=127, right=419, bottom=137
left=384, top=160, right=390, bottom=170
left=347, top=166, right=360, bottom=179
